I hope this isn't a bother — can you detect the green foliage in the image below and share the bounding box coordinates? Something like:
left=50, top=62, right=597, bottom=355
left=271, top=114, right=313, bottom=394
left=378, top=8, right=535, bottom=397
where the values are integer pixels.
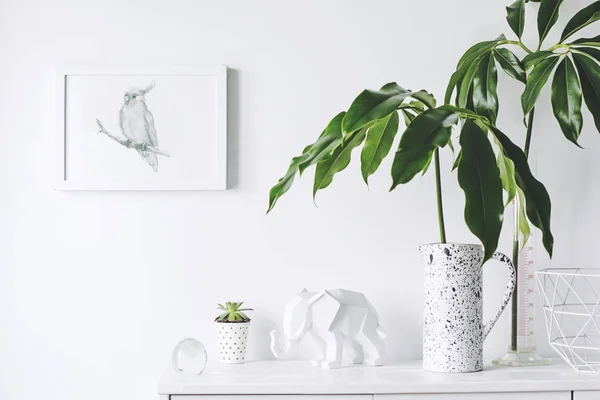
left=551, top=57, right=583, bottom=146
left=458, top=121, right=504, bottom=265
left=494, top=48, right=527, bottom=83
left=215, top=302, right=253, bottom=323
left=497, top=151, right=517, bottom=207
left=445, top=36, right=506, bottom=104
left=522, top=56, right=560, bottom=116
left=457, top=57, right=483, bottom=108
left=573, top=52, right=600, bottom=132
left=538, top=0, right=564, bottom=46
left=491, top=127, right=554, bottom=257
left=361, top=112, right=400, bottom=184
left=523, top=51, right=556, bottom=70
left=313, top=128, right=367, bottom=199
left=267, top=0, right=600, bottom=262
left=517, top=187, right=532, bottom=248
left=444, top=0, right=600, bottom=258
left=572, top=34, right=600, bottom=45
left=561, top=2, right=600, bottom=42
left=390, top=108, right=456, bottom=190
left=473, top=53, right=499, bottom=124
left=267, top=113, right=344, bottom=213
left=507, top=0, right=526, bottom=38
left=342, top=83, right=434, bottom=135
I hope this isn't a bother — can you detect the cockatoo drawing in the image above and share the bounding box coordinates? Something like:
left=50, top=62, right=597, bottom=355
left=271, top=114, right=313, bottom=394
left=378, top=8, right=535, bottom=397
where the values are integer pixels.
left=95, top=81, right=169, bottom=172
left=120, top=81, right=160, bottom=171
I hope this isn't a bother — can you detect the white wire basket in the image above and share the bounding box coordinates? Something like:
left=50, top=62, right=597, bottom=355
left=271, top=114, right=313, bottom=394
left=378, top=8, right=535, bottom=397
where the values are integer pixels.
left=536, top=268, right=600, bottom=373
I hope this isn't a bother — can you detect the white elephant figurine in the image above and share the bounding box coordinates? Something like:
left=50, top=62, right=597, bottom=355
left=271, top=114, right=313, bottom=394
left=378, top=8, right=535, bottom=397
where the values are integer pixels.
left=270, top=289, right=386, bottom=369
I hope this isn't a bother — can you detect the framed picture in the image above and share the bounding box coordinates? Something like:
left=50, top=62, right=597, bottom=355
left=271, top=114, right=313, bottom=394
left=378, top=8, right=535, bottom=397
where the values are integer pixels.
left=55, top=66, right=227, bottom=190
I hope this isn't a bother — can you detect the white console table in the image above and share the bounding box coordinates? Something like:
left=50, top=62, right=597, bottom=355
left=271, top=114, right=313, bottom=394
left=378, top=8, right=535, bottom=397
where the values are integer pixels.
left=159, top=360, right=600, bottom=400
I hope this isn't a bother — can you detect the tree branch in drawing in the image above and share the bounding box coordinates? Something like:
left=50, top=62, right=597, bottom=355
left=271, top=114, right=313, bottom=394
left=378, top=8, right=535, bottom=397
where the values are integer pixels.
left=95, top=118, right=170, bottom=157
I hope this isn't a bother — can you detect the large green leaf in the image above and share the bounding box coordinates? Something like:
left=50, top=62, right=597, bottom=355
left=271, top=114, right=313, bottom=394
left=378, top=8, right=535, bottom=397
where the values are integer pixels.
left=457, top=57, right=484, bottom=108
left=490, top=127, right=554, bottom=257
left=458, top=120, right=504, bottom=265
left=561, top=1, right=600, bottom=42
left=446, top=66, right=470, bottom=105
left=445, top=36, right=506, bottom=104
left=299, top=113, right=346, bottom=174
left=473, top=53, right=499, bottom=124
left=421, top=153, right=433, bottom=176
left=411, top=91, right=437, bottom=109
left=313, top=128, right=367, bottom=198
left=521, top=56, right=560, bottom=116
left=571, top=35, right=600, bottom=47
left=390, top=108, right=457, bottom=190
left=575, top=46, right=600, bottom=63
left=360, top=111, right=400, bottom=184
left=452, top=150, right=462, bottom=171
left=507, top=0, right=526, bottom=38
left=538, top=0, right=564, bottom=46
left=551, top=57, right=583, bottom=146
left=457, top=35, right=507, bottom=69
left=516, top=187, right=532, bottom=249
left=401, top=109, right=416, bottom=126
left=572, top=34, right=600, bottom=44
left=399, top=100, right=425, bottom=113
left=497, top=152, right=517, bottom=207
left=342, top=83, right=434, bottom=134
left=573, top=52, right=600, bottom=133
left=494, top=48, right=527, bottom=83
left=267, top=113, right=345, bottom=212
left=523, top=51, right=557, bottom=71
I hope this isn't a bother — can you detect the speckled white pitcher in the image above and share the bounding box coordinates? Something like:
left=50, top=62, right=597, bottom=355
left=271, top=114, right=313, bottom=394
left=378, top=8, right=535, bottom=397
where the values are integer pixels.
left=419, top=243, right=516, bottom=373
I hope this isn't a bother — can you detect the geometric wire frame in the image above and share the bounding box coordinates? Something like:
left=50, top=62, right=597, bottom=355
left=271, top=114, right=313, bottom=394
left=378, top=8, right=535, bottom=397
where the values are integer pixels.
left=536, top=269, right=600, bottom=373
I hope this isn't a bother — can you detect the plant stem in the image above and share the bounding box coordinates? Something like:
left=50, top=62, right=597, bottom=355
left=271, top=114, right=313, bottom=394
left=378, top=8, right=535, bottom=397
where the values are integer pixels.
left=524, top=108, right=535, bottom=158
left=510, top=108, right=536, bottom=352
left=505, top=40, right=534, bottom=54
left=434, top=148, right=447, bottom=243
left=548, top=43, right=570, bottom=52
left=510, top=204, right=520, bottom=352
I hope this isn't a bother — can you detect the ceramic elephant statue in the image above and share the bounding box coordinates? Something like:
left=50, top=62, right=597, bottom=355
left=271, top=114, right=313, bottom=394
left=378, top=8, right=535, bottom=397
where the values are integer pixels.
left=270, top=288, right=386, bottom=369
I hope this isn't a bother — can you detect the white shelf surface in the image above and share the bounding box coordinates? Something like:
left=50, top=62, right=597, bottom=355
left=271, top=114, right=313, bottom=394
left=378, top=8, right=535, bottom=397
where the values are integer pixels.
left=159, top=360, right=600, bottom=395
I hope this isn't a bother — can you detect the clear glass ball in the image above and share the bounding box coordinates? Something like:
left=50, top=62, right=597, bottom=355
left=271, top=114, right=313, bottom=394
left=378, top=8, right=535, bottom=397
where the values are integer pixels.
left=172, top=338, right=207, bottom=375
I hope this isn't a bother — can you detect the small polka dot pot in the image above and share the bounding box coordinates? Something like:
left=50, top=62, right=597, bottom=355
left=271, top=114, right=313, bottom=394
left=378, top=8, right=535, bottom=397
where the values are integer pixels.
left=216, top=322, right=250, bottom=364
left=419, top=243, right=516, bottom=373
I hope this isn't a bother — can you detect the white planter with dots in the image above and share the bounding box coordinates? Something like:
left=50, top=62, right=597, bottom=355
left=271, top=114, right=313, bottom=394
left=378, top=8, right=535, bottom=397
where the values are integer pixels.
left=216, top=322, right=250, bottom=364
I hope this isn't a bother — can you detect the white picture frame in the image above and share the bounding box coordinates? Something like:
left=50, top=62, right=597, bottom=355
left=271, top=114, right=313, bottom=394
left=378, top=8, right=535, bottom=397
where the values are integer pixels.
left=55, top=66, right=228, bottom=191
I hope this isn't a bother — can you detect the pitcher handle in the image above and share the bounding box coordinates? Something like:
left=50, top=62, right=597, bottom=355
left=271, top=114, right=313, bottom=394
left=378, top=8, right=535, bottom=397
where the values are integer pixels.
left=483, top=251, right=517, bottom=340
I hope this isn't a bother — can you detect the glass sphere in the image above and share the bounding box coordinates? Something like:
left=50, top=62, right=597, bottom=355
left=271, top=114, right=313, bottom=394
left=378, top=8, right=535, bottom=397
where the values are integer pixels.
left=172, top=338, right=207, bottom=375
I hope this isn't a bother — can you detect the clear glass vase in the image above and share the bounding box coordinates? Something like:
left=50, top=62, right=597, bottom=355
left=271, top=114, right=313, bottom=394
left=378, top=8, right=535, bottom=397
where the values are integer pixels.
left=492, top=194, right=550, bottom=367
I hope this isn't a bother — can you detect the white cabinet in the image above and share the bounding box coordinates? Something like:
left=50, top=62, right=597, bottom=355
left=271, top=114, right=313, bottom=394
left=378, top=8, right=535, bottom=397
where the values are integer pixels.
left=376, top=393, right=570, bottom=400
left=575, top=392, right=600, bottom=400
left=169, top=394, right=574, bottom=400
left=171, top=397, right=371, bottom=400
left=160, top=360, right=600, bottom=399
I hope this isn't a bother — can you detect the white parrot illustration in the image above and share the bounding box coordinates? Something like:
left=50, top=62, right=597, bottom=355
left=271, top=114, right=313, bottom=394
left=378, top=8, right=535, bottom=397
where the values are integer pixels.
left=119, top=81, right=160, bottom=171
left=95, top=81, right=169, bottom=171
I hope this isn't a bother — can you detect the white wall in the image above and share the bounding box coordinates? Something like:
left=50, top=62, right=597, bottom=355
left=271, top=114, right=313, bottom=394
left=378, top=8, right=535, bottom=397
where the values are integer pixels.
left=1, top=0, right=598, bottom=399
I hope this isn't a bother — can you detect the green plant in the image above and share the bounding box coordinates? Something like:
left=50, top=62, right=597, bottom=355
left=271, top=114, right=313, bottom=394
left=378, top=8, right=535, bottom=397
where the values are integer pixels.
left=215, top=302, right=253, bottom=323
left=267, top=83, right=553, bottom=269
left=268, top=1, right=600, bottom=262
left=268, top=1, right=600, bottom=358
left=447, top=0, right=600, bottom=352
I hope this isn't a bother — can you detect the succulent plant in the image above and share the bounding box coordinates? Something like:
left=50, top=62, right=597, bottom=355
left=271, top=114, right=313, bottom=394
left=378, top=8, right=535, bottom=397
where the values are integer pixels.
left=215, top=301, right=253, bottom=323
